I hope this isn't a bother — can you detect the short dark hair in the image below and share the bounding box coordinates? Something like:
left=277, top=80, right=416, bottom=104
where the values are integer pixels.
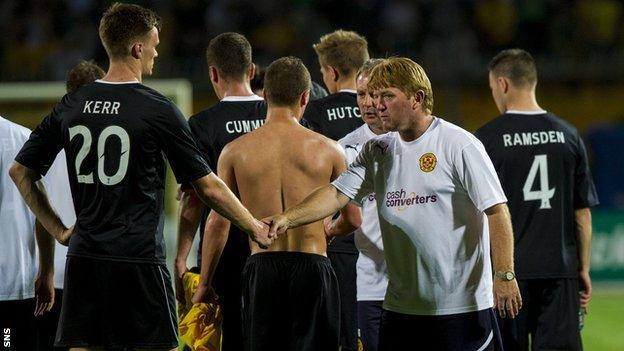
left=264, top=57, right=311, bottom=106
left=488, top=48, right=538, bottom=88
left=206, top=32, right=252, bottom=81
left=66, top=60, right=105, bottom=92
left=99, top=3, right=161, bottom=59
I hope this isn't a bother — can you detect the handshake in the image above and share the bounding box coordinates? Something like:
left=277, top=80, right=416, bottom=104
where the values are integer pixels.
left=247, top=214, right=291, bottom=249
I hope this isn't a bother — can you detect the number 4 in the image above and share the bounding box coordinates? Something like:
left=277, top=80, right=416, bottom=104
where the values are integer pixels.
left=523, top=154, right=555, bottom=209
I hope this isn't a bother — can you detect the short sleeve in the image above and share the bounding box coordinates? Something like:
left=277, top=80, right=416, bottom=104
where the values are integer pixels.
left=332, top=140, right=375, bottom=204
left=15, top=105, right=64, bottom=176
left=573, top=135, right=599, bottom=208
left=154, top=103, right=211, bottom=184
left=455, top=140, right=507, bottom=212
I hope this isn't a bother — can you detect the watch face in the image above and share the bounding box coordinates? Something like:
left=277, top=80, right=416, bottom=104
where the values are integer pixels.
left=505, top=272, right=514, bottom=281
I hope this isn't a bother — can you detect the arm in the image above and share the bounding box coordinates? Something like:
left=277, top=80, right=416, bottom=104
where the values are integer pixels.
left=323, top=140, right=363, bottom=238
left=190, top=173, right=269, bottom=246
left=192, top=210, right=230, bottom=303
left=34, top=220, right=55, bottom=316
left=9, top=162, right=72, bottom=245
left=174, top=189, right=204, bottom=303
left=192, top=147, right=240, bottom=303
left=266, top=184, right=351, bottom=236
left=485, top=203, right=522, bottom=318
left=324, top=204, right=362, bottom=238
left=576, top=208, right=592, bottom=312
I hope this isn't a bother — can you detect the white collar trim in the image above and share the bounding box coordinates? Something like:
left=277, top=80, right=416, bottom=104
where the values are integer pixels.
left=95, top=79, right=140, bottom=84
left=339, top=89, right=357, bottom=94
left=221, top=94, right=263, bottom=102
left=506, top=109, right=547, bottom=115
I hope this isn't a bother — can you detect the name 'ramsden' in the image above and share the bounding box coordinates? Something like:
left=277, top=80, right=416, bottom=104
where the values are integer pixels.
left=503, top=130, right=565, bottom=147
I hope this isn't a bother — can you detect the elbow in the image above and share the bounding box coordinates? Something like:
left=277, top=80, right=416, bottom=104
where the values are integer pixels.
left=8, top=161, right=23, bottom=184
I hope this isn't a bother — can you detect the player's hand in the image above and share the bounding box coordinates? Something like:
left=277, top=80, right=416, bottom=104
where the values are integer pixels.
left=323, top=217, right=336, bottom=243
left=34, top=271, right=54, bottom=316
left=174, top=260, right=189, bottom=304
left=262, top=214, right=290, bottom=239
left=493, top=279, right=522, bottom=319
left=579, top=270, right=592, bottom=313
left=191, top=284, right=218, bottom=304
left=250, top=219, right=272, bottom=249
left=56, top=225, right=74, bottom=246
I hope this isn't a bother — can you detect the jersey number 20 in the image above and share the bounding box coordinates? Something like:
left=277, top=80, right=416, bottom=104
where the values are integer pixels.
left=522, top=154, right=555, bottom=209
left=69, top=125, right=130, bottom=186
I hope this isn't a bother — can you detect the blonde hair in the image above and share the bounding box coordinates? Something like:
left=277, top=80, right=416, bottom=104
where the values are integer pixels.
left=368, top=57, right=434, bottom=114
left=313, top=30, right=369, bottom=77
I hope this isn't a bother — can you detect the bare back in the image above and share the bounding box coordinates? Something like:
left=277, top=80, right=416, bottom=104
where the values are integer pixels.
left=221, top=119, right=345, bottom=255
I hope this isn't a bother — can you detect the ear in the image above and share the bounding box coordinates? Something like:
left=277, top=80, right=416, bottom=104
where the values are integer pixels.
left=413, top=90, right=425, bottom=110
left=209, top=66, right=219, bottom=84
left=248, top=63, right=256, bottom=81
left=131, top=43, right=142, bottom=59
left=331, top=66, right=339, bottom=82
left=300, top=90, right=310, bottom=107
left=262, top=89, right=267, bottom=100
left=498, top=77, right=509, bottom=94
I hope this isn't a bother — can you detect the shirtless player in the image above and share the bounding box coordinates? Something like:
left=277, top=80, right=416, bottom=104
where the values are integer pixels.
left=192, top=56, right=361, bottom=351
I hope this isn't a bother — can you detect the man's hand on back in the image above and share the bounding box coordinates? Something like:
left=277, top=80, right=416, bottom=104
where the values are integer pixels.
left=250, top=219, right=272, bottom=249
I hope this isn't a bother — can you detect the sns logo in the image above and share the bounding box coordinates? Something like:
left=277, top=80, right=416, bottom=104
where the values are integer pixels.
left=419, top=152, right=437, bottom=172
left=3, top=328, right=9, bottom=348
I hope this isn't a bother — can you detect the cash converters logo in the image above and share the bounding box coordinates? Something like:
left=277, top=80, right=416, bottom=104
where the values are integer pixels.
left=385, top=188, right=437, bottom=211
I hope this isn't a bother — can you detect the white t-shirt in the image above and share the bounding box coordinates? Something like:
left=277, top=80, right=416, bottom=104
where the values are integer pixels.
left=43, top=151, right=75, bottom=289
left=0, top=117, right=37, bottom=300
left=333, top=117, right=507, bottom=315
left=339, top=124, right=389, bottom=301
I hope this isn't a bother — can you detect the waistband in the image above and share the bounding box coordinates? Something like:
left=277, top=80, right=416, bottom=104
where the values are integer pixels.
left=248, top=251, right=329, bottom=263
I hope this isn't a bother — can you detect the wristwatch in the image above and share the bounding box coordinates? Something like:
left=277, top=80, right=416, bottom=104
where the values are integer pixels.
left=495, top=271, right=516, bottom=281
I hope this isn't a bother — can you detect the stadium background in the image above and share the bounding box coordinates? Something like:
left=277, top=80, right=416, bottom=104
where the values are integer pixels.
left=0, top=1, right=622, bottom=349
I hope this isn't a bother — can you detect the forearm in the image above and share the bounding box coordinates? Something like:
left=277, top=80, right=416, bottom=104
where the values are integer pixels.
left=35, top=220, right=54, bottom=276
left=327, top=203, right=362, bottom=237
left=486, top=203, right=515, bottom=272
left=198, top=212, right=230, bottom=288
left=176, top=191, right=203, bottom=266
left=9, top=162, right=66, bottom=239
left=285, top=185, right=351, bottom=229
left=575, top=208, right=592, bottom=273
left=192, top=173, right=256, bottom=235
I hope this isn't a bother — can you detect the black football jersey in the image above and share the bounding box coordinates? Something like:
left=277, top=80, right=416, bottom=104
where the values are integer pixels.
left=301, top=90, right=362, bottom=254
left=15, top=81, right=211, bottom=264
left=476, top=111, right=599, bottom=278
left=301, top=91, right=363, bottom=141
left=187, top=97, right=267, bottom=266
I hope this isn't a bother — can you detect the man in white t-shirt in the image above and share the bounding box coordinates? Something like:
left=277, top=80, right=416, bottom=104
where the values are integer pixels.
left=265, top=57, right=522, bottom=350
left=0, top=116, right=55, bottom=350
left=324, top=58, right=388, bottom=351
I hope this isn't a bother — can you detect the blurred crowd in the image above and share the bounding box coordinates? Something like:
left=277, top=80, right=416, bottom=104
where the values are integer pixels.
left=1, top=0, right=623, bottom=84
left=1, top=0, right=623, bottom=208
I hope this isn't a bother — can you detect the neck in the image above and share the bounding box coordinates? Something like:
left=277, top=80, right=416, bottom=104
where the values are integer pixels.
left=367, top=123, right=385, bottom=135
left=103, top=59, right=142, bottom=83
left=334, top=77, right=357, bottom=93
left=399, top=113, right=434, bottom=142
left=217, top=80, right=254, bottom=100
left=505, top=90, right=542, bottom=112
left=265, top=105, right=302, bottom=124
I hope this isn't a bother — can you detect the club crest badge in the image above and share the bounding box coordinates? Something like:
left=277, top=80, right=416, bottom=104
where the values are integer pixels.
left=419, top=153, right=436, bottom=172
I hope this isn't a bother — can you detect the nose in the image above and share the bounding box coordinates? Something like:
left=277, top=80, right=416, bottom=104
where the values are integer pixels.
left=373, top=96, right=384, bottom=110
left=363, top=93, right=373, bottom=108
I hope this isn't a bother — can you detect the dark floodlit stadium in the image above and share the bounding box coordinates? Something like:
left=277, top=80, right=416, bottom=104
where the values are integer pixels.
left=1, top=1, right=623, bottom=351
